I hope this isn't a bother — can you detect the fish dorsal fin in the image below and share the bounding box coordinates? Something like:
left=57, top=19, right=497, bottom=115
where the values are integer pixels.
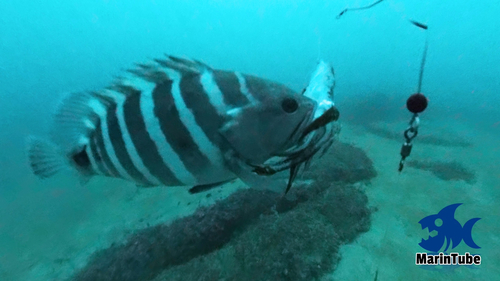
left=154, top=54, right=212, bottom=75
left=91, top=90, right=120, bottom=105
left=49, top=54, right=212, bottom=155
left=50, top=91, right=101, bottom=154
left=117, top=55, right=212, bottom=88
left=50, top=89, right=125, bottom=155
left=92, top=55, right=213, bottom=104
left=126, top=64, right=169, bottom=84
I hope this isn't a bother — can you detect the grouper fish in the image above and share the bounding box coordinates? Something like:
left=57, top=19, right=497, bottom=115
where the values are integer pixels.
left=27, top=56, right=339, bottom=194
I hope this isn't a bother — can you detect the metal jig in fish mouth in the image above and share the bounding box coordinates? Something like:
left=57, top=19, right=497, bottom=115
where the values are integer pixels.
left=250, top=115, right=338, bottom=194
left=249, top=105, right=339, bottom=195
left=300, top=106, right=339, bottom=141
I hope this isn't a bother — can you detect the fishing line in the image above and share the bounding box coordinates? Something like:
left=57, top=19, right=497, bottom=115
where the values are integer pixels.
left=414, top=23, right=428, bottom=93
left=336, top=0, right=386, bottom=19
left=335, top=0, right=430, bottom=93
left=332, top=1, right=431, bottom=172
left=398, top=19, right=429, bottom=172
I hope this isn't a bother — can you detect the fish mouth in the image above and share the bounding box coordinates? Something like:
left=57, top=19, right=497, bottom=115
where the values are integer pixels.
left=300, top=106, right=339, bottom=141
left=250, top=60, right=338, bottom=194
left=251, top=106, right=340, bottom=194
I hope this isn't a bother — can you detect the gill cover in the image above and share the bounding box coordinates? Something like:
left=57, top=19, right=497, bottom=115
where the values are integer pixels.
left=220, top=98, right=314, bottom=165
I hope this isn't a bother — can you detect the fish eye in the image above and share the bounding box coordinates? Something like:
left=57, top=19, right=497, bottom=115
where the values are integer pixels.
left=282, top=98, right=298, bottom=113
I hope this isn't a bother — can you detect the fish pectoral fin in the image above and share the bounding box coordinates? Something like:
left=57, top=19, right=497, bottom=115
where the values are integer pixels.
left=188, top=179, right=234, bottom=194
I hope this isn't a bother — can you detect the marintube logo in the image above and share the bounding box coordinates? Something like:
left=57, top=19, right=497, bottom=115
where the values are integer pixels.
left=416, top=203, right=481, bottom=266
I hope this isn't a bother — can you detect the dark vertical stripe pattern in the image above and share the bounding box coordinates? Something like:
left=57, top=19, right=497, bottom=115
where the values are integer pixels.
left=179, top=73, right=224, bottom=145
left=212, top=70, right=249, bottom=107
left=88, top=135, right=110, bottom=176
left=243, top=74, right=296, bottom=102
left=153, top=78, right=212, bottom=179
left=94, top=119, right=121, bottom=177
left=241, top=74, right=270, bottom=101
left=123, top=88, right=184, bottom=186
left=106, top=102, right=154, bottom=186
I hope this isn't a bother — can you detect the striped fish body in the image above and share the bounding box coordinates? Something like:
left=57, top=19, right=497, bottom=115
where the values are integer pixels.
left=28, top=56, right=326, bottom=192
left=83, top=70, right=238, bottom=187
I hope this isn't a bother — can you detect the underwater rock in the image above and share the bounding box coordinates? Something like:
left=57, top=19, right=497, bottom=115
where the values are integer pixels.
left=156, top=205, right=342, bottom=281
left=303, top=140, right=377, bottom=184
left=154, top=182, right=372, bottom=281
left=71, top=142, right=376, bottom=281
left=407, top=160, right=476, bottom=184
left=72, top=189, right=288, bottom=281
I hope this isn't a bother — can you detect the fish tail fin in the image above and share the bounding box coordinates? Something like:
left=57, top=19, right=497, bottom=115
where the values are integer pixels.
left=27, top=136, right=95, bottom=184
left=28, top=91, right=102, bottom=182
left=26, top=136, right=68, bottom=179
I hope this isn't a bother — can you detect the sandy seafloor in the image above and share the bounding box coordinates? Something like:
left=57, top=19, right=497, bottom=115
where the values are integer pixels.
left=1, top=117, right=498, bottom=281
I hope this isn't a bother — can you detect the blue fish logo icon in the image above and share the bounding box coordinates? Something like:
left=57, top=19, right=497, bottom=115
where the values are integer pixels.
left=418, top=203, right=480, bottom=252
